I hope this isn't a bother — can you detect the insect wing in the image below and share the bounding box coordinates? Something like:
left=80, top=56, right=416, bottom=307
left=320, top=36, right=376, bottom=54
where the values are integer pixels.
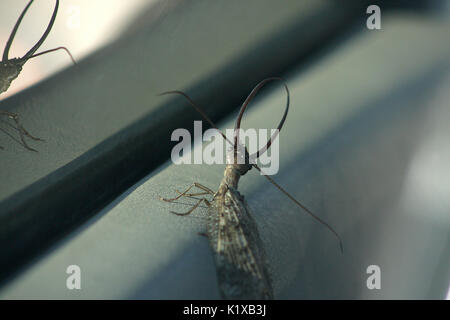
left=208, top=187, right=273, bottom=299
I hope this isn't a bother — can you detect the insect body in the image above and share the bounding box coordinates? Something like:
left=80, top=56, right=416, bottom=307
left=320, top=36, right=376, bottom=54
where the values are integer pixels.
left=162, top=144, right=275, bottom=299
left=160, top=78, right=342, bottom=299
left=1, top=0, right=75, bottom=151
left=207, top=163, right=274, bottom=299
left=167, top=147, right=278, bottom=299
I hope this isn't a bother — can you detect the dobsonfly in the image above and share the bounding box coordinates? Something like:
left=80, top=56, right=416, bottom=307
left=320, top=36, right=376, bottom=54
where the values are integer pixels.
left=159, top=77, right=343, bottom=299
left=0, top=0, right=76, bottom=151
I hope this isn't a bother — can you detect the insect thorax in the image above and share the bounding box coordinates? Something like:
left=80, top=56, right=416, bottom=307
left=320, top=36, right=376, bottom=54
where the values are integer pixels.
left=0, top=59, right=23, bottom=94
left=225, top=143, right=252, bottom=173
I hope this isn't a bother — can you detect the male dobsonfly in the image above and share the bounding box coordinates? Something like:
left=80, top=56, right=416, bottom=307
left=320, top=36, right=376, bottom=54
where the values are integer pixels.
left=160, top=77, right=343, bottom=299
left=0, top=0, right=76, bottom=151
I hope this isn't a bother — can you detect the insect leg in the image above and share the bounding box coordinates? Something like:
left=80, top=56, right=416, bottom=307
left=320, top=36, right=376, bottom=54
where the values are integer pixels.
left=0, top=126, right=21, bottom=149
left=170, top=197, right=211, bottom=216
left=160, top=182, right=214, bottom=202
left=175, top=189, right=210, bottom=198
left=0, top=110, right=41, bottom=151
left=16, top=124, right=43, bottom=141
left=5, top=114, right=43, bottom=141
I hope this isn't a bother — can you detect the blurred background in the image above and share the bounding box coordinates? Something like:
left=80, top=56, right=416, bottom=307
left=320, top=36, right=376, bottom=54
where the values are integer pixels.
left=0, top=0, right=448, bottom=299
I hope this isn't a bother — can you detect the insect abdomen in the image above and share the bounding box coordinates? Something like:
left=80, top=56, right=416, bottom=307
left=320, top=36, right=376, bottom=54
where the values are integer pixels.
left=207, top=187, right=273, bottom=299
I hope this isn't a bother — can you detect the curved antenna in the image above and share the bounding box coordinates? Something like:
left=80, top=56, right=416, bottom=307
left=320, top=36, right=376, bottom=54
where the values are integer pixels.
left=28, top=46, right=77, bottom=65
left=158, top=91, right=231, bottom=145
left=234, top=77, right=290, bottom=161
left=233, top=79, right=342, bottom=252
left=22, top=0, right=59, bottom=60
left=253, top=164, right=344, bottom=254
left=2, top=0, right=35, bottom=61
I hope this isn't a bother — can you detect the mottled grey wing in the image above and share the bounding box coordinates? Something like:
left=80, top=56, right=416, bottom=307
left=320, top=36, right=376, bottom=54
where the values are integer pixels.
left=207, top=186, right=273, bottom=300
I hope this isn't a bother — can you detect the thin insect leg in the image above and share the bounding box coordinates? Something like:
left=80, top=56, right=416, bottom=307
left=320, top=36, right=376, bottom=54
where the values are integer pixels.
left=173, top=190, right=212, bottom=203
left=7, top=112, right=39, bottom=151
left=14, top=127, right=37, bottom=152
left=0, top=117, right=17, bottom=130
left=0, top=114, right=42, bottom=141
left=160, top=182, right=214, bottom=202
left=175, top=190, right=211, bottom=197
left=16, top=123, right=43, bottom=141
left=0, top=110, right=39, bottom=151
left=170, top=198, right=211, bottom=216
left=0, top=111, right=41, bottom=138
left=0, top=127, right=22, bottom=145
left=189, top=183, right=214, bottom=195
left=0, top=125, right=35, bottom=151
left=160, top=183, right=197, bottom=202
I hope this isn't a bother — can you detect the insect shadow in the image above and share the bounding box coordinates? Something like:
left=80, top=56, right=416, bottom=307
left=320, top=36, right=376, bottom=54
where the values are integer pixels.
left=0, top=0, right=76, bottom=151
left=159, top=77, right=343, bottom=299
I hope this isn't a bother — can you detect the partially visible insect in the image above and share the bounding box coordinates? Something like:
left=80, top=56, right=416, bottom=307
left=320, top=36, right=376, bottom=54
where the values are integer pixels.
left=0, top=0, right=76, bottom=151
left=160, top=77, right=343, bottom=299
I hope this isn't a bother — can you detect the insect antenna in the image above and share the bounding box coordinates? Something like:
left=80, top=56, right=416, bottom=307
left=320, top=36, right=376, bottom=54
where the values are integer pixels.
left=2, top=0, right=34, bottom=62
left=254, top=164, right=344, bottom=254
left=22, top=0, right=59, bottom=61
left=27, top=47, right=77, bottom=65
left=159, top=78, right=344, bottom=254
left=2, top=0, right=75, bottom=65
left=233, top=77, right=343, bottom=253
left=158, top=90, right=231, bottom=145
left=234, top=77, right=289, bottom=161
